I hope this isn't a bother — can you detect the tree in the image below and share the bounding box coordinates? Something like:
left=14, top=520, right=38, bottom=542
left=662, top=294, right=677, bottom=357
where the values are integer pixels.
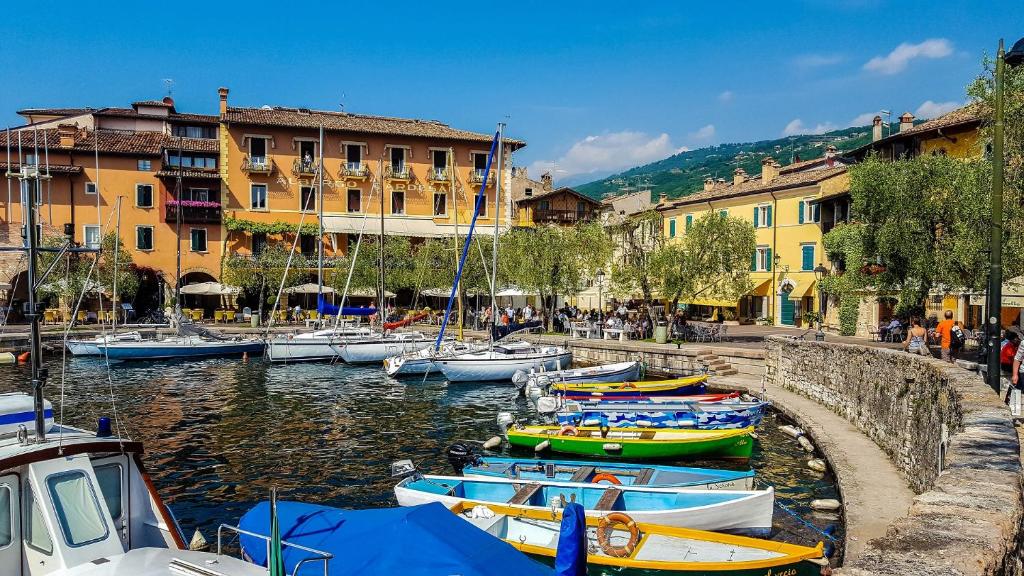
left=222, top=244, right=302, bottom=317
left=652, top=212, right=756, bottom=311
left=37, top=231, right=137, bottom=312
left=328, top=235, right=418, bottom=302
left=607, top=210, right=664, bottom=305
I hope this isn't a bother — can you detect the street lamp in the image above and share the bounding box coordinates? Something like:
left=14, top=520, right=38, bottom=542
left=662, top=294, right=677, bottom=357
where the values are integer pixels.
left=813, top=263, right=829, bottom=341
left=987, top=37, right=1024, bottom=393
left=595, top=269, right=605, bottom=337
left=771, top=253, right=782, bottom=325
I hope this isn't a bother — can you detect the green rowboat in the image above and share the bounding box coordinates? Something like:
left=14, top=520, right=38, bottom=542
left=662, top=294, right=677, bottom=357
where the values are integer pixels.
left=506, top=425, right=755, bottom=460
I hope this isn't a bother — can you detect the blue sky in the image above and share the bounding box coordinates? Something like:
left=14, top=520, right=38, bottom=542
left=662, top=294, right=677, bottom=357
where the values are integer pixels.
left=1, top=0, right=1020, bottom=185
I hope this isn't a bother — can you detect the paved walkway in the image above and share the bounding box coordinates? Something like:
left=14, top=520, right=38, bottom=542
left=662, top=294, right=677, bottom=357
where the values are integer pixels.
left=713, top=373, right=914, bottom=562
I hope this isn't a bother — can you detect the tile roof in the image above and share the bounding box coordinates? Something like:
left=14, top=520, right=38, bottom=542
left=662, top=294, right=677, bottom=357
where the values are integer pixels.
left=0, top=161, right=82, bottom=175
left=16, top=107, right=98, bottom=118
left=515, top=186, right=600, bottom=205
left=0, top=128, right=165, bottom=156
left=660, top=165, right=848, bottom=209
left=845, top=103, right=986, bottom=157
left=95, top=107, right=220, bottom=125
left=155, top=168, right=221, bottom=180
left=222, top=106, right=526, bottom=149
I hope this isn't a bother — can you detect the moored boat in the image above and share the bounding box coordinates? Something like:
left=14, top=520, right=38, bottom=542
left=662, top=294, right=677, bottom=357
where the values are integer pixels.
left=549, top=374, right=709, bottom=399
left=336, top=331, right=434, bottom=363
left=66, top=330, right=143, bottom=356
left=394, top=472, right=775, bottom=534
left=452, top=501, right=826, bottom=575
left=552, top=400, right=770, bottom=429
left=266, top=325, right=376, bottom=362
left=384, top=341, right=484, bottom=376
left=436, top=342, right=572, bottom=382
left=513, top=360, right=643, bottom=388
left=504, top=423, right=756, bottom=460
left=97, top=334, right=264, bottom=360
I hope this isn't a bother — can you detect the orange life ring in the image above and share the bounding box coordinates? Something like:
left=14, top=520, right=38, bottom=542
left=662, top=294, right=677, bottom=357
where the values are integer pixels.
left=590, top=473, right=621, bottom=485
left=559, top=425, right=577, bottom=437
left=597, top=512, right=640, bottom=558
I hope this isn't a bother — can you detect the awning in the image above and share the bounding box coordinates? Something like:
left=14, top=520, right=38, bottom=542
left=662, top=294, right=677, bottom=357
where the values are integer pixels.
left=284, top=283, right=335, bottom=294
left=179, top=282, right=240, bottom=296
left=968, top=275, right=1024, bottom=307
left=495, top=287, right=537, bottom=297
left=686, top=298, right=738, bottom=308
left=420, top=288, right=451, bottom=297
left=746, top=280, right=771, bottom=297
left=323, top=215, right=507, bottom=238
left=786, top=281, right=816, bottom=300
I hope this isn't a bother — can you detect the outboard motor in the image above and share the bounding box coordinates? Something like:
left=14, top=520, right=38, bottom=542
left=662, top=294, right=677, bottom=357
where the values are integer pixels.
left=525, top=383, right=544, bottom=407
left=390, top=459, right=420, bottom=480
left=446, top=442, right=481, bottom=475
left=511, top=370, right=529, bottom=391
left=536, top=395, right=560, bottom=415
left=496, top=411, right=516, bottom=435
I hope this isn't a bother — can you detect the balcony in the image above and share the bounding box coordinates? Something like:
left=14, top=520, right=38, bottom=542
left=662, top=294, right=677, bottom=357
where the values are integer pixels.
left=427, top=167, right=450, bottom=183
left=340, top=162, right=369, bottom=179
left=468, top=169, right=494, bottom=187
left=241, top=156, right=273, bottom=174
left=292, top=158, right=320, bottom=177
left=533, top=209, right=597, bottom=225
left=165, top=200, right=222, bottom=224
left=384, top=164, right=412, bottom=180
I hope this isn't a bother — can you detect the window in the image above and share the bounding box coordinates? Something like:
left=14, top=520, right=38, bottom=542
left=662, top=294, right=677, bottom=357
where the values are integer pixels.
left=538, top=200, right=550, bottom=212
left=135, top=184, right=153, bottom=208
left=685, top=214, right=693, bottom=231
left=300, top=186, right=316, bottom=212
left=190, top=228, right=207, bottom=252
left=346, top=144, right=362, bottom=169
left=801, top=244, right=815, bottom=272
left=25, top=489, right=52, bottom=554
left=137, top=159, right=151, bottom=171
left=473, top=152, right=488, bottom=172
left=478, top=194, right=487, bottom=217
left=390, top=147, right=405, bottom=172
left=172, top=125, right=217, bottom=139
left=83, top=225, right=101, bottom=249
left=252, top=233, right=267, bottom=255
left=136, top=226, right=154, bottom=250
left=183, top=188, right=209, bottom=202
left=753, top=205, right=771, bottom=228
left=93, top=464, right=123, bottom=521
left=719, top=209, right=728, bottom=218
left=753, top=246, right=772, bottom=272
left=347, top=189, right=361, bottom=213
left=432, top=150, right=448, bottom=179
left=249, top=137, right=267, bottom=162
left=167, top=153, right=216, bottom=169
left=798, top=198, right=820, bottom=224
left=524, top=187, right=533, bottom=197
left=85, top=182, right=97, bottom=195
left=433, top=192, right=447, bottom=216
left=250, top=184, right=267, bottom=210
left=669, top=218, right=676, bottom=238
left=576, top=201, right=588, bottom=216
left=300, top=234, right=316, bottom=254
left=391, top=191, right=405, bottom=215
left=0, top=485, right=10, bottom=547
left=46, top=471, right=109, bottom=547
left=298, top=141, right=316, bottom=170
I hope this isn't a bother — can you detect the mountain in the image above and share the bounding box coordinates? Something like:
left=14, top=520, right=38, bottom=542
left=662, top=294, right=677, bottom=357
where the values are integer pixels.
left=574, top=124, right=893, bottom=201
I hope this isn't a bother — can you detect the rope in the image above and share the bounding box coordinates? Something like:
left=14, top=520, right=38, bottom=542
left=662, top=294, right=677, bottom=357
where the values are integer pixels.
left=58, top=252, right=99, bottom=451
left=773, top=497, right=838, bottom=544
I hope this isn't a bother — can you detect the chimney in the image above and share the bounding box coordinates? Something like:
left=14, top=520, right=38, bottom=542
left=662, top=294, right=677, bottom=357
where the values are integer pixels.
left=162, top=96, right=175, bottom=108
left=218, top=87, right=229, bottom=116
left=658, top=191, right=668, bottom=205
left=899, top=112, right=914, bottom=133
left=57, top=124, right=77, bottom=148
left=872, top=115, right=883, bottom=142
left=703, top=177, right=715, bottom=192
left=761, top=157, right=779, bottom=185
left=733, top=168, right=747, bottom=186
left=825, top=145, right=837, bottom=168
left=541, top=171, right=553, bottom=191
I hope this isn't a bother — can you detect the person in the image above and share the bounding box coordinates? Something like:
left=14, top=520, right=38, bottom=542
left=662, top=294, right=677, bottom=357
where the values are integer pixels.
left=903, top=318, right=930, bottom=356
left=1002, top=332, right=1021, bottom=373
left=523, top=304, right=533, bottom=322
left=934, top=310, right=956, bottom=363
left=881, top=316, right=902, bottom=341
left=1010, top=340, right=1024, bottom=403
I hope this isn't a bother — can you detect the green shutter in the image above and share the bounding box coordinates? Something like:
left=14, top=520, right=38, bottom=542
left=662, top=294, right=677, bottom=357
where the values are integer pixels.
left=751, top=251, right=758, bottom=271
left=798, top=201, right=805, bottom=224
left=685, top=214, right=693, bottom=231
left=813, top=204, right=821, bottom=222
left=766, top=248, right=772, bottom=271
left=753, top=206, right=759, bottom=228
left=802, top=245, right=814, bottom=271
left=669, top=219, right=676, bottom=238
left=766, top=205, right=772, bottom=227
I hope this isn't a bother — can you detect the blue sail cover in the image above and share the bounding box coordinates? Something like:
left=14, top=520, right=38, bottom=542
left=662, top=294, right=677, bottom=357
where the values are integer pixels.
left=318, top=294, right=376, bottom=316
left=554, top=503, right=587, bottom=576
left=239, top=501, right=553, bottom=576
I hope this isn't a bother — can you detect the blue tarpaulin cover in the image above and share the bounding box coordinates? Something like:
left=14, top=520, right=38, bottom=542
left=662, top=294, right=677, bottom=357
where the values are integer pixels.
left=554, top=503, right=587, bottom=576
left=239, top=501, right=554, bottom=576
left=318, top=294, right=376, bottom=317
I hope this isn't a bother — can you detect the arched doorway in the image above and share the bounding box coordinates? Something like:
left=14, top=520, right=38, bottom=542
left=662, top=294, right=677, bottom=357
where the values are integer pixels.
left=179, top=271, right=219, bottom=318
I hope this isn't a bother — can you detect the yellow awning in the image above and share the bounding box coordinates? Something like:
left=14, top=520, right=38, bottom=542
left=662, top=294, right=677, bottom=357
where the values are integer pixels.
left=786, top=281, right=816, bottom=299
left=746, top=280, right=771, bottom=297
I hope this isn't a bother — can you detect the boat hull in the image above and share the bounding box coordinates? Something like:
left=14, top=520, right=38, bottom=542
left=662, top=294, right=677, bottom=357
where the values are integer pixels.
left=438, top=351, right=573, bottom=382
left=337, top=337, right=433, bottom=363
left=98, top=339, right=265, bottom=360
left=557, top=401, right=769, bottom=430
left=463, top=457, right=754, bottom=490
left=506, top=426, right=755, bottom=460
left=553, top=375, right=708, bottom=399
left=529, top=360, right=642, bottom=384
left=266, top=337, right=340, bottom=362
left=66, top=332, right=143, bottom=356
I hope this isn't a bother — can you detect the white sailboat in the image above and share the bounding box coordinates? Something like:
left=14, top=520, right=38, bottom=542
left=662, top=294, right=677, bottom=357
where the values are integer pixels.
left=66, top=331, right=143, bottom=356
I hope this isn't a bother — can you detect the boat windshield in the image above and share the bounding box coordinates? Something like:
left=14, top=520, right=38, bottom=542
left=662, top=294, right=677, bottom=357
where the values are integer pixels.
left=46, top=471, right=110, bottom=547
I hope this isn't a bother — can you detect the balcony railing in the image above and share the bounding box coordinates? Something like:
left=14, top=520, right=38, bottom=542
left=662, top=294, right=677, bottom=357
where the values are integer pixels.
left=427, top=167, right=450, bottom=182
left=340, top=162, right=369, bottom=179
left=292, top=159, right=320, bottom=177
left=534, top=209, right=597, bottom=225
left=241, top=156, right=273, bottom=174
left=468, top=169, right=494, bottom=186
left=384, top=164, right=412, bottom=180
left=165, top=201, right=222, bottom=224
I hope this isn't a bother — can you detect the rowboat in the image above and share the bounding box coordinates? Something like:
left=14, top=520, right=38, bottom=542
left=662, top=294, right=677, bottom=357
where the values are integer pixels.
left=459, top=456, right=755, bottom=490
left=504, top=425, right=755, bottom=459
left=96, top=335, right=264, bottom=360
left=452, top=501, right=826, bottom=575
left=534, top=392, right=742, bottom=413
left=553, top=400, right=770, bottom=430
left=66, top=330, right=143, bottom=356
left=550, top=374, right=708, bottom=399
left=384, top=341, right=483, bottom=376
left=394, top=473, right=774, bottom=534
left=436, top=343, right=573, bottom=382
left=513, top=360, right=643, bottom=388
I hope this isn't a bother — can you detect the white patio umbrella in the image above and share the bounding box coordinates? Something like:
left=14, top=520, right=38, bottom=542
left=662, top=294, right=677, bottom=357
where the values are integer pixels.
left=283, top=283, right=336, bottom=294
left=179, top=281, right=241, bottom=296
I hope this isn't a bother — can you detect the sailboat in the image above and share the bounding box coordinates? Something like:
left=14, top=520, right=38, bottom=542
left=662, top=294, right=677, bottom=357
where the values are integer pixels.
left=66, top=330, right=143, bottom=355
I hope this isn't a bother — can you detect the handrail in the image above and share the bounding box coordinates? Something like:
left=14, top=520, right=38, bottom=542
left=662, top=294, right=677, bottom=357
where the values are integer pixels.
left=216, top=523, right=333, bottom=576
left=384, top=164, right=412, bottom=179
left=242, top=155, right=273, bottom=173
left=292, top=158, right=320, bottom=176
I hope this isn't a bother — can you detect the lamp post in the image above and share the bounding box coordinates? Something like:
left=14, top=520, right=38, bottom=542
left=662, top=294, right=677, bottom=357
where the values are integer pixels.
left=771, top=253, right=782, bottom=325
left=596, top=268, right=605, bottom=337
left=987, top=37, right=1024, bottom=393
left=813, top=263, right=828, bottom=341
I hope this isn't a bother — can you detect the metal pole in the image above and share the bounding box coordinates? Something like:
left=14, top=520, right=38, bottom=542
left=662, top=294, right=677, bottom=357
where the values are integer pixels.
left=317, top=126, right=324, bottom=304
left=988, top=39, right=1006, bottom=393
left=174, top=138, right=183, bottom=315
left=489, top=124, right=503, bottom=350
left=112, top=196, right=122, bottom=333
left=22, top=170, right=45, bottom=440
left=379, top=157, right=385, bottom=317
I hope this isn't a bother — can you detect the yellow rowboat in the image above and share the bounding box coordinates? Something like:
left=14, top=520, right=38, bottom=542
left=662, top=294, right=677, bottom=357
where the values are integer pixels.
left=551, top=374, right=709, bottom=399
left=451, top=501, right=827, bottom=575
left=506, top=425, right=755, bottom=459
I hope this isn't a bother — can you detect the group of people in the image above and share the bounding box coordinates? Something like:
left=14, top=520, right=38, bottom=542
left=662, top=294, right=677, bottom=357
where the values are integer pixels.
left=471, top=303, right=545, bottom=330
left=900, top=310, right=967, bottom=362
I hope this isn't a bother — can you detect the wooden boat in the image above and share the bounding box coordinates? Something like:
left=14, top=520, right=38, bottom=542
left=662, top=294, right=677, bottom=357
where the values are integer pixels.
left=514, top=360, right=643, bottom=387
left=505, top=425, right=755, bottom=459
left=550, top=374, right=708, bottom=399
left=460, top=457, right=754, bottom=490
left=394, top=473, right=774, bottom=534
left=554, top=400, right=770, bottom=430
left=452, top=501, right=826, bottom=575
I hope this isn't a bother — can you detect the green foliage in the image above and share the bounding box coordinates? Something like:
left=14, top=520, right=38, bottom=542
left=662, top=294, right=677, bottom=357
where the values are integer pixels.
left=331, top=236, right=419, bottom=296
left=222, top=244, right=302, bottom=311
left=224, top=216, right=320, bottom=236
left=413, top=236, right=495, bottom=297
left=651, top=212, right=755, bottom=307
left=37, top=232, right=138, bottom=304
left=607, top=210, right=663, bottom=303
left=838, top=296, right=859, bottom=336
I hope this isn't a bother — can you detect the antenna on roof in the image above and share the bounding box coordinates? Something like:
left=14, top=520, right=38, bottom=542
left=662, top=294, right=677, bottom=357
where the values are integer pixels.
left=163, top=78, right=175, bottom=98
left=339, top=92, right=346, bottom=113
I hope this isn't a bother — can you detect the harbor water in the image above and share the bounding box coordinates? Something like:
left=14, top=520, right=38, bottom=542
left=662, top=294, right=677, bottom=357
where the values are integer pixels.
left=0, top=356, right=843, bottom=558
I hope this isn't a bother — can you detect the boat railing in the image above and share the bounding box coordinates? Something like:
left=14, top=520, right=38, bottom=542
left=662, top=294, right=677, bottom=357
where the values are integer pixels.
left=217, top=523, right=333, bottom=576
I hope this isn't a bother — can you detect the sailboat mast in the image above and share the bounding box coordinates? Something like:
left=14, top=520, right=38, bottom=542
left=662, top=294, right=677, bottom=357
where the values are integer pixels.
left=317, top=125, right=324, bottom=302
left=22, top=168, right=46, bottom=440
left=489, top=123, right=504, bottom=350
left=112, top=196, right=122, bottom=334
left=379, top=157, right=385, bottom=315
left=174, top=138, right=182, bottom=315
left=450, top=147, right=462, bottom=340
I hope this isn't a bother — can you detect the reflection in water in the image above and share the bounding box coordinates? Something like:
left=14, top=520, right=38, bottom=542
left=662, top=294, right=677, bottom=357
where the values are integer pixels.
left=0, top=357, right=842, bottom=553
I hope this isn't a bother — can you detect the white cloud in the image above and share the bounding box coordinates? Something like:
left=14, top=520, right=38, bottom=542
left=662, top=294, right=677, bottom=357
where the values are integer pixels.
left=529, top=131, right=685, bottom=180
left=689, top=124, right=716, bottom=140
left=914, top=100, right=961, bottom=119
left=718, top=90, right=734, bottom=103
left=782, top=119, right=838, bottom=136
left=849, top=112, right=879, bottom=126
left=794, top=53, right=844, bottom=69
left=863, top=38, right=953, bottom=75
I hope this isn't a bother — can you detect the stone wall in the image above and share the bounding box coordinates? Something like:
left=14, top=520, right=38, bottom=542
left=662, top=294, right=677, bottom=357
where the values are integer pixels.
left=765, top=337, right=1024, bottom=575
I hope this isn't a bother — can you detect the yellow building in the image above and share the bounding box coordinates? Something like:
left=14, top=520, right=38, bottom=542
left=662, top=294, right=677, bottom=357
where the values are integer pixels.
left=657, top=150, right=849, bottom=326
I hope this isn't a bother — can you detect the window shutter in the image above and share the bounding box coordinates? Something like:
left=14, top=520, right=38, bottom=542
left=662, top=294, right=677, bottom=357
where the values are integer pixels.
left=685, top=214, right=692, bottom=231
left=766, top=205, right=773, bottom=227
left=766, top=248, right=772, bottom=271
left=802, top=245, right=813, bottom=271
left=753, top=206, right=759, bottom=227
left=798, top=201, right=805, bottom=224
left=669, top=219, right=676, bottom=238
left=751, top=251, right=758, bottom=272
left=813, top=204, right=821, bottom=222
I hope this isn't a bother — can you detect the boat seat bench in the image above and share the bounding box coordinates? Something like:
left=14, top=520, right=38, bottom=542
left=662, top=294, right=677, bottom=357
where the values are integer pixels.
left=633, top=468, right=654, bottom=486
left=594, top=487, right=622, bottom=511
left=508, top=483, right=543, bottom=505
left=569, top=466, right=596, bottom=483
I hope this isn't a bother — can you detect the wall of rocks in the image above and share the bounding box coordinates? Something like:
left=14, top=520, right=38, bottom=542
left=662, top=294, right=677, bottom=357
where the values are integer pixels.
left=764, top=337, right=1024, bottom=575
